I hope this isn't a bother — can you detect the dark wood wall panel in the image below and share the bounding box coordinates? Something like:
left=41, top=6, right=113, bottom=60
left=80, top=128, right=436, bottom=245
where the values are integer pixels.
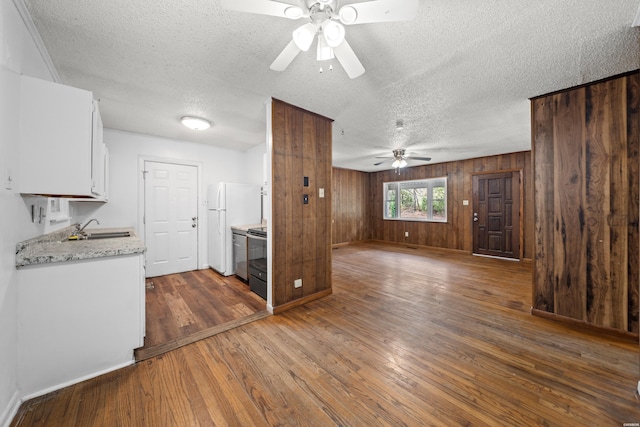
left=363, top=152, right=533, bottom=258
left=332, top=167, right=370, bottom=245
left=271, top=99, right=332, bottom=309
left=532, top=71, right=639, bottom=334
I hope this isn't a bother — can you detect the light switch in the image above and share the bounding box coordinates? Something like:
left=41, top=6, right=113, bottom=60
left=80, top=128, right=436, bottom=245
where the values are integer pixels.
left=462, top=199, right=469, bottom=206
left=319, top=188, right=324, bottom=198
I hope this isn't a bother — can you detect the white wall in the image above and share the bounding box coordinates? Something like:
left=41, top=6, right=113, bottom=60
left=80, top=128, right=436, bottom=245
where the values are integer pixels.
left=72, top=129, right=265, bottom=270
left=0, top=0, right=56, bottom=424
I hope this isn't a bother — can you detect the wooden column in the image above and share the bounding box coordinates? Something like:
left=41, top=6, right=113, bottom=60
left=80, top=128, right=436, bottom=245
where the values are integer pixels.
left=532, top=71, right=639, bottom=335
left=271, top=99, right=333, bottom=311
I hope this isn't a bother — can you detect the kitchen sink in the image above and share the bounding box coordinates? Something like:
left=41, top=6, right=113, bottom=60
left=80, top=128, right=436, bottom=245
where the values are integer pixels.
left=67, top=231, right=131, bottom=241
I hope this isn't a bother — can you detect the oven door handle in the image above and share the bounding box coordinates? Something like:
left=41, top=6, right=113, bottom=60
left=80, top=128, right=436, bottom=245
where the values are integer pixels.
left=248, top=234, right=267, bottom=241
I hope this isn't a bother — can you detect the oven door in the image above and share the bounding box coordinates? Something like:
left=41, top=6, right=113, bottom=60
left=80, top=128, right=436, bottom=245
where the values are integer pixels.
left=247, top=233, right=267, bottom=300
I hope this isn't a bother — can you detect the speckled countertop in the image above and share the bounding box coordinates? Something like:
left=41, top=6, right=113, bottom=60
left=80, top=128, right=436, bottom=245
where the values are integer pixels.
left=230, top=223, right=266, bottom=232
left=16, top=226, right=146, bottom=267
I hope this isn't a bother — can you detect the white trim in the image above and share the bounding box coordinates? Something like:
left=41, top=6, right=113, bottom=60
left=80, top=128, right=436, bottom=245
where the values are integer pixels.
left=137, top=156, right=203, bottom=274
left=11, top=0, right=62, bottom=82
left=19, top=359, right=134, bottom=402
left=633, top=5, right=640, bottom=27
left=0, top=391, right=21, bottom=427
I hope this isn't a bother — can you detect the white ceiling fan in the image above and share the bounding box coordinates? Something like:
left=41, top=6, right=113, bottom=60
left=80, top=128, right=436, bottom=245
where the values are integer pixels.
left=374, top=148, right=431, bottom=168
left=219, top=0, right=419, bottom=79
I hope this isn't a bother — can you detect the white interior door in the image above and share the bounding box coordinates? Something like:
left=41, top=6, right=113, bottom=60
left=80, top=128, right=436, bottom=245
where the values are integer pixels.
left=144, top=161, right=198, bottom=277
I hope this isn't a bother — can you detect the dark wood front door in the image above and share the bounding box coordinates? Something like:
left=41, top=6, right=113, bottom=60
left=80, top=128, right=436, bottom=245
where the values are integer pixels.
left=472, top=172, right=520, bottom=259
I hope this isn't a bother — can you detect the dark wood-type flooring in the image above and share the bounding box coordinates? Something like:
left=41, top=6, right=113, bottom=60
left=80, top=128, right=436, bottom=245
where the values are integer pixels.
left=12, top=242, right=640, bottom=426
left=136, top=268, right=268, bottom=360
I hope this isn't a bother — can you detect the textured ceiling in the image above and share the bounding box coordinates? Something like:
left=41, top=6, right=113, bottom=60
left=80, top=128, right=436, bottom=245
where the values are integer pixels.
left=22, top=0, right=640, bottom=172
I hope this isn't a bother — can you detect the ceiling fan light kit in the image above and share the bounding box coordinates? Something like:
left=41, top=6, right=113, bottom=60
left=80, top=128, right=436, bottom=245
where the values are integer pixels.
left=219, top=0, right=418, bottom=79
left=374, top=148, right=432, bottom=170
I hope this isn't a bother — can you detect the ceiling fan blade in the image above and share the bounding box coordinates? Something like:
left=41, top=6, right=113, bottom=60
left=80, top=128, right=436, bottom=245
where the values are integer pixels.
left=270, top=40, right=301, bottom=71
left=333, top=39, right=365, bottom=79
left=374, top=159, right=392, bottom=166
left=338, top=0, right=418, bottom=25
left=220, top=0, right=305, bottom=19
left=409, top=156, right=432, bottom=161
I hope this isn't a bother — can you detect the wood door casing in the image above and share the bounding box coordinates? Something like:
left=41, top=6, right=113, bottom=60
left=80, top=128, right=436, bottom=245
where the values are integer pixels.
left=472, top=171, right=520, bottom=259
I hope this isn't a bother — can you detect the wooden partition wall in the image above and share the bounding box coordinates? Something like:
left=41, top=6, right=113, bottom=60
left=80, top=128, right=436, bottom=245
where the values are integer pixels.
left=532, top=71, right=639, bottom=335
left=366, top=152, right=534, bottom=258
left=332, top=167, right=370, bottom=245
left=271, top=99, right=333, bottom=311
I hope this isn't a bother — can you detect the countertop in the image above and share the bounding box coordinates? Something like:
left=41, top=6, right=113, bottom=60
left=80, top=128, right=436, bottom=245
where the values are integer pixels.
left=231, top=223, right=265, bottom=233
left=16, top=226, right=146, bottom=267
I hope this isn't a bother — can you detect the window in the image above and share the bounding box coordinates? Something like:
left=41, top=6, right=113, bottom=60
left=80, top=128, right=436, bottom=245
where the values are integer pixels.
left=383, top=177, right=447, bottom=222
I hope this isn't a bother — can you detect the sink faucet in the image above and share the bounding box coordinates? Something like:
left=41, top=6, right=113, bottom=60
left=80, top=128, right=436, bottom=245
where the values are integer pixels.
left=76, top=218, right=100, bottom=234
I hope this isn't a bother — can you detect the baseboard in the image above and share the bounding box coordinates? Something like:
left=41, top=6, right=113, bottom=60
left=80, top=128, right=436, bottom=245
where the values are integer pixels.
left=0, top=390, right=21, bottom=427
left=272, top=289, right=332, bottom=314
left=20, top=359, right=135, bottom=402
left=531, top=308, right=639, bottom=342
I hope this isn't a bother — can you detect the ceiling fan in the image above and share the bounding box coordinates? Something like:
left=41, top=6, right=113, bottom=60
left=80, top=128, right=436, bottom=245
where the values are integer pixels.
left=374, top=149, right=431, bottom=168
left=219, top=0, right=419, bottom=79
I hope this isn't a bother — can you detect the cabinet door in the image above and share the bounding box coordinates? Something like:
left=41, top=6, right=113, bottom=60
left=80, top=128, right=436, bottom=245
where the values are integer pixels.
left=91, top=101, right=106, bottom=198
left=19, top=75, right=96, bottom=197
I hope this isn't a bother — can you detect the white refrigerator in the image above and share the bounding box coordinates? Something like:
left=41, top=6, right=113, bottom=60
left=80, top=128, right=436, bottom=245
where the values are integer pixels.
left=207, top=182, right=262, bottom=276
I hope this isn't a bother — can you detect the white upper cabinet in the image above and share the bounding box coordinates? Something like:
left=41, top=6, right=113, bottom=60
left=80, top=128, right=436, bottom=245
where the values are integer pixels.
left=19, top=75, right=107, bottom=199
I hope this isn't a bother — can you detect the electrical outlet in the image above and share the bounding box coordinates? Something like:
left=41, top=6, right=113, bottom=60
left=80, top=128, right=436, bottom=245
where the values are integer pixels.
left=405, top=231, right=409, bottom=237
left=294, top=279, right=302, bottom=288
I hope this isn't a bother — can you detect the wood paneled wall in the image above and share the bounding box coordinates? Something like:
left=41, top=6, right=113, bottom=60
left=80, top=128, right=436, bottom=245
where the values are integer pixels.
left=532, top=71, right=639, bottom=334
left=332, top=167, right=370, bottom=245
left=362, top=152, right=534, bottom=258
left=271, top=99, right=333, bottom=309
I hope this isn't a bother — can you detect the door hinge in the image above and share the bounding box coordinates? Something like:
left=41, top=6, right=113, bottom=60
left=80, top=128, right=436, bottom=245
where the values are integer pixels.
left=142, top=170, right=148, bottom=179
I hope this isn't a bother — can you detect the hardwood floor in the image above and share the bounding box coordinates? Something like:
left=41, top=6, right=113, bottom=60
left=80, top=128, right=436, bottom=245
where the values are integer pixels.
left=11, top=242, right=640, bottom=426
left=136, top=268, right=267, bottom=359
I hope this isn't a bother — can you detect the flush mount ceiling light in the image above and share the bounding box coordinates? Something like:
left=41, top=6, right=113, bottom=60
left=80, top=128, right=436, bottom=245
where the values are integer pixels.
left=180, top=116, right=211, bottom=131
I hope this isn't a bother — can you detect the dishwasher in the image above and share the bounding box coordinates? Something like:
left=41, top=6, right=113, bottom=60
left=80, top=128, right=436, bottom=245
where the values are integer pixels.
left=232, top=229, right=249, bottom=281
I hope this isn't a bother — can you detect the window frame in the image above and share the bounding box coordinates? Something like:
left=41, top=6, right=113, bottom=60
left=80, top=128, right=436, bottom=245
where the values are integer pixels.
left=383, top=177, right=447, bottom=223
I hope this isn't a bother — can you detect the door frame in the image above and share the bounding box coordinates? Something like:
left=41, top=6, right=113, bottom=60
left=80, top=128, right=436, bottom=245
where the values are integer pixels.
left=471, top=169, right=524, bottom=260
left=137, top=156, right=204, bottom=272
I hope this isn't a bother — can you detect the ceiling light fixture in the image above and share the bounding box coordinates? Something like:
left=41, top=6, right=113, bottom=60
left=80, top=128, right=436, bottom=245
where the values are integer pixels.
left=392, top=158, right=407, bottom=169
left=181, top=116, right=211, bottom=130
left=396, top=120, right=404, bottom=130
left=293, top=23, right=316, bottom=51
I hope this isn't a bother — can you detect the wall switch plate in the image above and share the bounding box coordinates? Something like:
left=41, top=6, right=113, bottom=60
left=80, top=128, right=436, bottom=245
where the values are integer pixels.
left=405, top=231, right=409, bottom=237
left=294, top=279, right=302, bottom=288
left=463, top=200, right=469, bottom=206
left=304, top=176, right=309, bottom=187
left=303, top=194, right=309, bottom=204
left=319, top=188, right=324, bottom=198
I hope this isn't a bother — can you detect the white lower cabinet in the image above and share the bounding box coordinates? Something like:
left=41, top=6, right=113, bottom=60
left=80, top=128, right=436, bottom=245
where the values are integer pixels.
left=17, top=254, right=144, bottom=398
